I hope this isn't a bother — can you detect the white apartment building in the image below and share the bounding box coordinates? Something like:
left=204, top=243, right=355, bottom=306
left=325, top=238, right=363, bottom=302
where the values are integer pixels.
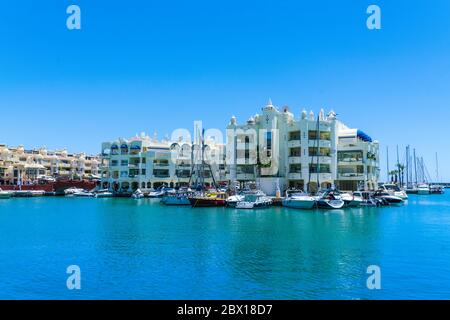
left=0, top=144, right=99, bottom=185
left=100, top=133, right=227, bottom=192
left=226, top=100, right=379, bottom=195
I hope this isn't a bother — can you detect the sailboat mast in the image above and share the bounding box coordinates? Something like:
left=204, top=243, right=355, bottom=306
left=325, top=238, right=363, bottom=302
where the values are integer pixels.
left=435, top=152, right=439, bottom=184
left=386, top=146, right=389, bottom=183
left=413, top=148, right=417, bottom=185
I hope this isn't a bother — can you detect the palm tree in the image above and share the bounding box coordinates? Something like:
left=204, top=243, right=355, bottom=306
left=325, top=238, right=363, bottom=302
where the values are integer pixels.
left=396, top=164, right=405, bottom=187
left=389, top=170, right=399, bottom=183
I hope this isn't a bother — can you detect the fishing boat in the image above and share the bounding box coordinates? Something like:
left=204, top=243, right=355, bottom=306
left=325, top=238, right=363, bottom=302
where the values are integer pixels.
left=95, top=189, right=114, bottom=198
left=189, top=191, right=228, bottom=207
left=340, top=192, right=363, bottom=207
left=282, top=190, right=316, bottom=209
left=417, top=183, right=430, bottom=195
left=0, top=189, right=12, bottom=199
left=235, top=192, right=272, bottom=209
left=315, top=189, right=345, bottom=209
left=379, top=184, right=408, bottom=199
left=132, top=189, right=145, bottom=199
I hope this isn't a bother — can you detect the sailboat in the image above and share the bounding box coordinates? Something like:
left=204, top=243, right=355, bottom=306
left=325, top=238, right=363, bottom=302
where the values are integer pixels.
left=188, top=129, right=228, bottom=207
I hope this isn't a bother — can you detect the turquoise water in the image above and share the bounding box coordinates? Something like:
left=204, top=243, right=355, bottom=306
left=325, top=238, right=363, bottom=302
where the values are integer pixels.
left=0, top=193, right=449, bottom=300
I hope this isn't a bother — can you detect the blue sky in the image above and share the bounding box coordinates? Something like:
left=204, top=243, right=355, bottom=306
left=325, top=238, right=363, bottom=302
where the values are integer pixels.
left=1, top=0, right=449, bottom=180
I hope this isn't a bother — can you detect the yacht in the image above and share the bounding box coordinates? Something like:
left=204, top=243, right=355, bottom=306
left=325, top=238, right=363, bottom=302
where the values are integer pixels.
left=235, top=192, right=272, bottom=209
left=315, top=189, right=345, bottom=209
left=282, top=190, right=316, bottom=209
left=95, top=189, right=114, bottom=198
left=148, top=186, right=168, bottom=198
left=429, top=185, right=444, bottom=194
left=0, top=189, right=12, bottom=199
left=226, top=194, right=245, bottom=207
left=379, top=184, right=408, bottom=199
left=72, top=190, right=95, bottom=197
left=132, top=189, right=145, bottom=199
left=373, top=190, right=404, bottom=205
left=341, top=192, right=364, bottom=207
left=64, top=187, right=85, bottom=196
left=417, top=183, right=430, bottom=195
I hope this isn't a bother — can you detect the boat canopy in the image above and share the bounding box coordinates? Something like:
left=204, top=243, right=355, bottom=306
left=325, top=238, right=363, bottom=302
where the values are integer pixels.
left=357, top=130, right=372, bottom=142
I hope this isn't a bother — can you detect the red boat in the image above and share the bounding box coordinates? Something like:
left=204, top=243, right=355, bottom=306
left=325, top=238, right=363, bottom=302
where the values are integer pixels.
left=0, top=178, right=97, bottom=194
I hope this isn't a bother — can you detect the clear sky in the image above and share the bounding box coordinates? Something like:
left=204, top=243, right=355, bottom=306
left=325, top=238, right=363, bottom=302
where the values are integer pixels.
left=1, top=0, right=449, bottom=181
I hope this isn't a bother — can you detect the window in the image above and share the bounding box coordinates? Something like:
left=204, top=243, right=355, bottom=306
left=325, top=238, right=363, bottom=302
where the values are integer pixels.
left=309, top=164, right=331, bottom=173
left=121, top=160, right=128, bottom=166
left=289, top=164, right=302, bottom=173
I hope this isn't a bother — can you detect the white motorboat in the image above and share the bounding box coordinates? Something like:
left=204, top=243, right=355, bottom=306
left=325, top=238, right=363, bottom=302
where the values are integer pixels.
left=0, top=189, right=12, bottom=199
left=373, top=190, right=404, bottom=205
left=236, top=192, right=272, bottom=209
left=226, top=194, right=245, bottom=207
left=379, top=184, right=408, bottom=199
left=95, top=189, right=114, bottom=198
left=73, top=190, right=95, bottom=197
left=148, top=187, right=167, bottom=198
left=341, top=192, right=363, bottom=207
left=282, top=190, right=316, bottom=209
left=65, top=187, right=85, bottom=196
left=315, top=190, right=345, bottom=209
left=132, top=189, right=145, bottom=199
left=429, top=185, right=444, bottom=194
left=417, top=183, right=430, bottom=195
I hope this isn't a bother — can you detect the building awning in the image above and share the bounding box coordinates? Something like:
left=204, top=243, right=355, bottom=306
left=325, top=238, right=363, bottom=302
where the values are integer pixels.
left=357, top=130, right=372, bottom=142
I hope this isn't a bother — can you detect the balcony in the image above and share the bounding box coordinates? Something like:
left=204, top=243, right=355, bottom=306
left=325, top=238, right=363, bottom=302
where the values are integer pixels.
left=287, top=140, right=301, bottom=148
left=288, top=173, right=302, bottom=180
left=308, top=156, right=332, bottom=164
left=337, top=173, right=364, bottom=180
left=308, top=140, right=331, bottom=148
left=288, top=156, right=302, bottom=164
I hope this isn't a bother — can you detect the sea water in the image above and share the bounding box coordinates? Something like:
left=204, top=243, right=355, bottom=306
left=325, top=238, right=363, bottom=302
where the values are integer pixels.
left=0, top=193, right=449, bottom=299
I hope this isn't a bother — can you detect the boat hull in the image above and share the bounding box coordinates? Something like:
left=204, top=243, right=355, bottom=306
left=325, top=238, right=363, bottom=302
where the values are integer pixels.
left=282, top=199, right=316, bottom=209
left=316, top=199, right=345, bottom=209
left=189, top=198, right=227, bottom=207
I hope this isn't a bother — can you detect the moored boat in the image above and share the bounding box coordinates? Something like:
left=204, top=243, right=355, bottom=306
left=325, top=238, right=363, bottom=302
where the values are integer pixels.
left=341, top=192, right=363, bottom=207
left=189, top=192, right=228, bottom=207
left=315, top=189, right=345, bottom=209
left=282, top=190, right=316, bottom=209
left=72, top=190, right=95, bottom=197
left=429, top=185, right=444, bottom=194
left=417, top=183, right=430, bottom=195
left=379, top=184, right=408, bottom=199
left=373, top=190, right=404, bottom=205
left=161, top=188, right=192, bottom=205
left=235, top=192, right=272, bottom=209
left=0, top=189, right=13, bottom=199
left=132, top=189, right=145, bottom=199
left=95, top=189, right=114, bottom=198
left=226, top=194, right=245, bottom=207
